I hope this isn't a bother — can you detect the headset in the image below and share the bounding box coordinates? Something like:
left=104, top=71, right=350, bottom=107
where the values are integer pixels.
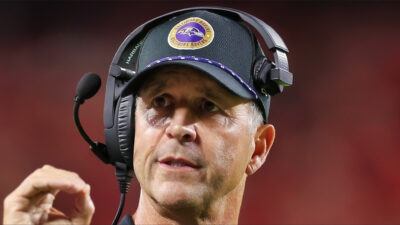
left=74, top=6, right=293, bottom=224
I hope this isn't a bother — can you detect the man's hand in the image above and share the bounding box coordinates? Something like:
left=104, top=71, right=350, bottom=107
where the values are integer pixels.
left=3, top=165, right=95, bottom=225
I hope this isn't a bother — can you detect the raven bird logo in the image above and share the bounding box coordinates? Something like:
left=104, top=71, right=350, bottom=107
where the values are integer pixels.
left=168, top=17, right=214, bottom=50
left=177, top=27, right=205, bottom=38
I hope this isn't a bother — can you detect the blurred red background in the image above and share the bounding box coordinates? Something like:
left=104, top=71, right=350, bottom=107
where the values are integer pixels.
left=1, top=1, right=399, bottom=224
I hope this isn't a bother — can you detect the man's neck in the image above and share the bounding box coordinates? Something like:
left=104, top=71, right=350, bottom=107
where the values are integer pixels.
left=132, top=177, right=246, bottom=225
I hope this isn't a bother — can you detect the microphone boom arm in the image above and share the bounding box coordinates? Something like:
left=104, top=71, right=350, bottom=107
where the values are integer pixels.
left=73, top=97, right=112, bottom=165
left=73, top=97, right=96, bottom=147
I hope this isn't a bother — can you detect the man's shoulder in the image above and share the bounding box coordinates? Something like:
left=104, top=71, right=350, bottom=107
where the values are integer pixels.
left=118, top=214, right=134, bottom=225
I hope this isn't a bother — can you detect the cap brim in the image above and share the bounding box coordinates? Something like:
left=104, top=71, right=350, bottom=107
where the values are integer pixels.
left=121, top=60, right=255, bottom=99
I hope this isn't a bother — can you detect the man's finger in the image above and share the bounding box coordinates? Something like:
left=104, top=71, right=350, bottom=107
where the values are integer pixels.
left=70, top=184, right=95, bottom=224
left=13, top=165, right=87, bottom=199
left=47, top=207, right=68, bottom=222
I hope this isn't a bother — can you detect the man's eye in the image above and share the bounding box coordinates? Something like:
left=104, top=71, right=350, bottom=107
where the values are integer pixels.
left=202, top=100, right=220, bottom=113
left=152, top=96, right=171, bottom=108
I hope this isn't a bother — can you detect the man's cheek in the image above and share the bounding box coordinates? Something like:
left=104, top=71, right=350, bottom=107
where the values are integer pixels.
left=211, top=136, right=235, bottom=171
left=133, top=139, right=148, bottom=181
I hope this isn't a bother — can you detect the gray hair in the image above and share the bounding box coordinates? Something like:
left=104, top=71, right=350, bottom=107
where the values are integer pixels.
left=246, top=101, right=264, bottom=136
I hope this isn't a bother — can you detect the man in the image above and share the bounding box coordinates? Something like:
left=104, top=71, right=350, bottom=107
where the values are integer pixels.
left=3, top=8, right=288, bottom=224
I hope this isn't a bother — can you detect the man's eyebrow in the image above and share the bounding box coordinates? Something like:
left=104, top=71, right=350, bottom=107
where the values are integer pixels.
left=140, top=81, right=166, bottom=98
left=196, top=87, right=226, bottom=102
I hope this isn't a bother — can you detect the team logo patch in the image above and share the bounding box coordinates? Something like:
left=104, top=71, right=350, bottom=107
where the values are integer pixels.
left=168, top=17, right=214, bottom=50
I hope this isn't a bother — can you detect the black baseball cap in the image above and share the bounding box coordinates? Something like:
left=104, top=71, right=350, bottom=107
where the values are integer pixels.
left=123, top=9, right=270, bottom=121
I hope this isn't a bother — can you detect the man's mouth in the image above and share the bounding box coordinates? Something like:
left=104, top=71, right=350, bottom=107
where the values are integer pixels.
left=159, top=157, right=200, bottom=169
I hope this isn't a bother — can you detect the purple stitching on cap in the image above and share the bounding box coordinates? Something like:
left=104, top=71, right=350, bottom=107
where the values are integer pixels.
left=145, top=56, right=258, bottom=99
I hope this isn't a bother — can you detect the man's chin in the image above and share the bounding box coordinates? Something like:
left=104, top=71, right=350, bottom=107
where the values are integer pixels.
left=151, top=181, right=207, bottom=209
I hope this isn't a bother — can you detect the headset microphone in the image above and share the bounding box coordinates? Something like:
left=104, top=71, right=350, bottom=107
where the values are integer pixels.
left=73, top=73, right=110, bottom=164
left=73, top=72, right=132, bottom=225
left=75, top=73, right=101, bottom=104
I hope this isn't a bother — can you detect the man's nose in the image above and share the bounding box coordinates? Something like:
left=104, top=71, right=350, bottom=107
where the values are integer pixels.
left=165, top=107, right=197, bottom=143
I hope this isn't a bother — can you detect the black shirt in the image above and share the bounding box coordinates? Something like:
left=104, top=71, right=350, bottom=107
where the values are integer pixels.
left=118, top=214, right=134, bottom=225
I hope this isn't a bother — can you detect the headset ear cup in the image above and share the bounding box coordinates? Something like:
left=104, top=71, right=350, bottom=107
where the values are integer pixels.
left=253, top=57, right=283, bottom=96
left=117, top=95, right=135, bottom=168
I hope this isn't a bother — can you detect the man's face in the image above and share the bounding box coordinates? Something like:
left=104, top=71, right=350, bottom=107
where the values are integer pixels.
left=133, top=66, right=256, bottom=210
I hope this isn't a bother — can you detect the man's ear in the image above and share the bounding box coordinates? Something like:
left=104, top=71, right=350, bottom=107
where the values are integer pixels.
left=246, top=124, right=275, bottom=175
